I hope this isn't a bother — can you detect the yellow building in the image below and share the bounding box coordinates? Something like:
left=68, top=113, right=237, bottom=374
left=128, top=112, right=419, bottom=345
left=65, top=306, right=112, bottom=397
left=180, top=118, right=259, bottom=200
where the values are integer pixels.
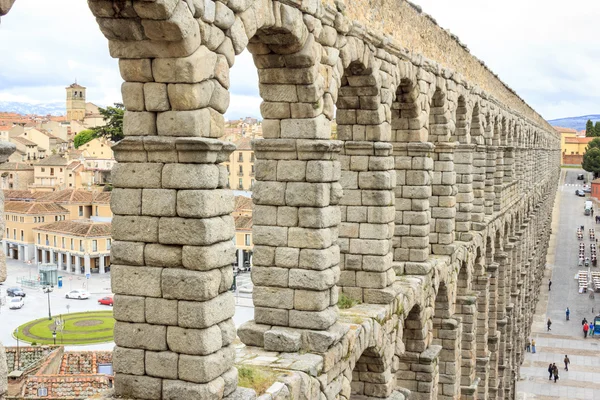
left=555, top=126, right=593, bottom=165
left=233, top=196, right=253, bottom=268
left=30, top=155, right=85, bottom=191
left=3, top=201, right=69, bottom=262
left=66, top=83, right=87, bottom=121
left=223, top=137, right=256, bottom=190
left=33, top=220, right=111, bottom=275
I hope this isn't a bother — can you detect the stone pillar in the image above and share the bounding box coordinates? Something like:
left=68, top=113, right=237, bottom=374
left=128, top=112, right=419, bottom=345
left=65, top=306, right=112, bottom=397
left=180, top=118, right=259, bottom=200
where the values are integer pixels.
left=110, top=137, right=237, bottom=399
left=99, top=255, right=105, bottom=274
left=239, top=137, right=342, bottom=352
left=457, top=294, right=478, bottom=397
left=474, top=271, right=490, bottom=399
left=484, top=145, right=497, bottom=216
left=41, top=249, right=47, bottom=264
left=84, top=254, right=91, bottom=275
left=66, top=252, right=71, bottom=273
left=57, top=253, right=63, bottom=271
left=472, top=145, right=486, bottom=229
left=455, top=144, right=475, bottom=242
left=393, top=142, right=433, bottom=264
left=338, top=141, right=396, bottom=304
left=49, top=249, right=55, bottom=264
left=493, top=146, right=504, bottom=213
left=430, top=142, right=457, bottom=255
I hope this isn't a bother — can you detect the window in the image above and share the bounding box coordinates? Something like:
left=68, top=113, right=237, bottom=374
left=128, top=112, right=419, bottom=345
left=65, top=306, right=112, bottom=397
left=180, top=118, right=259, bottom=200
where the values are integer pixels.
left=250, top=152, right=255, bottom=162
left=92, top=240, right=97, bottom=252
left=70, top=239, right=74, bottom=250
left=37, top=233, right=40, bottom=244
left=53, top=236, right=57, bottom=247
left=6, top=228, right=8, bottom=237
left=239, top=165, right=243, bottom=176
left=42, top=217, right=45, bottom=222
left=251, top=165, right=255, bottom=175
left=245, top=234, right=251, bottom=246
left=50, top=168, right=54, bottom=176
left=238, top=153, right=243, bottom=162
left=12, top=229, right=16, bottom=240
left=20, top=230, right=23, bottom=241
left=78, top=206, right=83, bottom=217
left=60, top=168, right=63, bottom=172
left=41, top=168, right=45, bottom=172
left=45, top=234, right=49, bottom=245
left=20, top=217, right=23, bottom=222
left=80, top=240, right=84, bottom=252
left=96, top=206, right=99, bottom=216
left=9, top=173, right=12, bottom=178
left=107, top=239, right=111, bottom=250
left=62, top=237, right=65, bottom=249
left=238, top=178, right=243, bottom=189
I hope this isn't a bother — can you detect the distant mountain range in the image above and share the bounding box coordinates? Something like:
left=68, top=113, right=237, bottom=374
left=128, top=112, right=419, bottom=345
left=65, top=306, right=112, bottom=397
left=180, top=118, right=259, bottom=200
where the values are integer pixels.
left=547, top=115, right=600, bottom=131
left=0, top=101, right=65, bottom=117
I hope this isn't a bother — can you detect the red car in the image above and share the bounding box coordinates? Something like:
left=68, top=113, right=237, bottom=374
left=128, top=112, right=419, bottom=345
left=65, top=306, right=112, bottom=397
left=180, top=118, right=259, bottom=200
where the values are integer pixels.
left=98, top=296, right=113, bottom=306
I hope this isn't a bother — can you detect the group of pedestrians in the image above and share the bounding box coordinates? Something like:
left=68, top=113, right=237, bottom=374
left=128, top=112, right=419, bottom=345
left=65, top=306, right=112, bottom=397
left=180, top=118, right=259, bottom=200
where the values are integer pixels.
left=547, top=356, right=571, bottom=382
left=582, top=317, right=595, bottom=338
left=525, top=338, right=536, bottom=353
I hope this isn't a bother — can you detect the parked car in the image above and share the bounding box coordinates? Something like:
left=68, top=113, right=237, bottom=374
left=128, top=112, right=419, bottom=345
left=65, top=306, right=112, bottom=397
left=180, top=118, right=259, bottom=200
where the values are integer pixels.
left=98, top=296, right=113, bottom=306
left=578, top=173, right=585, bottom=180
left=9, top=297, right=24, bottom=309
left=576, top=189, right=586, bottom=197
left=66, top=290, right=90, bottom=300
left=6, top=287, right=26, bottom=297
left=584, top=186, right=592, bottom=193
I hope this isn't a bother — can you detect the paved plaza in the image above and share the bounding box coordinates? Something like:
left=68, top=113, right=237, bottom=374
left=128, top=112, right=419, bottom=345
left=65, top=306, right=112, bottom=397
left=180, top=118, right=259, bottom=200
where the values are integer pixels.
left=517, top=169, right=600, bottom=400
left=0, top=259, right=255, bottom=350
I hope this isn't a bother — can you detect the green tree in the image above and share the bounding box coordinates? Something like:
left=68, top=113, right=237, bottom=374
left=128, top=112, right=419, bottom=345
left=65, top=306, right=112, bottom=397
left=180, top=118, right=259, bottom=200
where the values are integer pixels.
left=582, top=147, right=600, bottom=176
left=586, top=119, right=596, bottom=137
left=73, top=129, right=96, bottom=149
left=587, top=138, right=600, bottom=152
left=594, top=122, right=600, bottom=137
left=91, top=103, right=124, bottom=142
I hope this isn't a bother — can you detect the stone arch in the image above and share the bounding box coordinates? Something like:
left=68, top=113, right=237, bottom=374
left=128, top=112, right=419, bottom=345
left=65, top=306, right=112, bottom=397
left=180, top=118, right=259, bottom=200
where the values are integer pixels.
left=351, top=344, right=395, bottom=398
left=335, top=43, right=396, bottom=304
left=470, top=101, right=486, bottom=228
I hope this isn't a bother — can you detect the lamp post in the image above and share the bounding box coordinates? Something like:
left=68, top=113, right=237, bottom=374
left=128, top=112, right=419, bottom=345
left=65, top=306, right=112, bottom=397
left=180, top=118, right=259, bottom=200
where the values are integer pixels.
left=52, top=330, right=56, bottom=345
left=43, top=285, right=53, bottom=320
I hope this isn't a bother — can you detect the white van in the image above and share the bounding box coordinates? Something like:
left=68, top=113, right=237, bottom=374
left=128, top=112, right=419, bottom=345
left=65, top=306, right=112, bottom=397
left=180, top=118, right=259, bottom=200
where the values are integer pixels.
left=585, top=201, right=593, bottom=215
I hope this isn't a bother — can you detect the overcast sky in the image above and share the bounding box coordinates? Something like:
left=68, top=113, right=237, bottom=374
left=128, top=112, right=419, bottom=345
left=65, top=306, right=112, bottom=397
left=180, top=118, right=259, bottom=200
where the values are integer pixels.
left=0, top=0, right=598, bottom=121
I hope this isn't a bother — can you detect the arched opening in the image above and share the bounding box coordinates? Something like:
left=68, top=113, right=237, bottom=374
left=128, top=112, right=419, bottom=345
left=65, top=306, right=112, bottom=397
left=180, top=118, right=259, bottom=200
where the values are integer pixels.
left=454, top=95, right=474, bottom=242
left=470, top=103, right=485, bottom=228
left=456, top=260, right=478, bottom=394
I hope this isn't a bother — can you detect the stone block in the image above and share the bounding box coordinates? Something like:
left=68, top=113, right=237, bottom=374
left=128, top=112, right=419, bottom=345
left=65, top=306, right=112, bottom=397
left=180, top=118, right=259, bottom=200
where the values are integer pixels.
left=182, top=240, right=236, bottom=271
left=159, top=215, right=234, bottom=245
left=177, top=189, right=233, bottom=217
left=298, top=206, right=340, bottom=228
left=178, top=292, right=235, bottom=328
left=113, top=346, right=145, bottom=375
left=288, top=227, right=333, bottom=249
left=112, top=265, right=162, bottom=297
left=146, top=297, right=178, bottom=325
left=162, top=268, right=221, bottom=301
left=219, top=319, right=237, bottom=346
left=253, top=286, right=294, bottom=309
left=144, top=82, right=171, bottom=112
left=112, top=216, right=159, bottom=242
left=144, top=244, right=182, bottom=268
left=112, top=163, right=163, bottom=189
left=157, top=109, right=211, bottom=137
left=111, top=241, right=144, bottom=266
left=277, top=160, right=307, bottom=181
left=111, top=188, right=142, bottom=216
left=153, top=45, right=217, bottom=83
left=253, top=225, right=288, bottom=247
left=277, top=206, right=298, bottom=227
left=162, top=378, right=225, bottom=400
left=289, top=307, right=338, bottom=330
left=178, top=345, right=235, bottom=383
left=253, top=181, right=286, bottom=205
left=114, top=321, right=167, bottom=351
left=168, top=81, right=213, bottom=110
left=114, top=374, right=162, bottom=400
left=294, top=289, right=331, bottom=311
left=237, top=321, right=271, bottom=347
left=281, top=114, right=331, bottom=139
left=142, top=189, right=177, bottom=216
left=123, top=111, right=157, bottom=136
left=251, top=266, right=289, bottom=287
left=114, top=294, right=145, bottom=323
left=254, top=307, right=289, bottom=326
left=119, top=58, right=154, bottom=83
left=289, top=268, right=336, bottom=290
left=146, top=351, right=179, bottom=379
left=122, top=82, right=145, bottom=111
left=264, top=327, right=302, bottom=352
left=286, top=182, right=330, bottom=207
left=167, top=325, right=222, bottom=355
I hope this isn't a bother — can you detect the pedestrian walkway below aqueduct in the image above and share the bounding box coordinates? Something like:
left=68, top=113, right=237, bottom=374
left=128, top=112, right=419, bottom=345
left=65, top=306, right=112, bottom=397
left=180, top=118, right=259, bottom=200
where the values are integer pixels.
left=517, top=169, right=600, bottom=400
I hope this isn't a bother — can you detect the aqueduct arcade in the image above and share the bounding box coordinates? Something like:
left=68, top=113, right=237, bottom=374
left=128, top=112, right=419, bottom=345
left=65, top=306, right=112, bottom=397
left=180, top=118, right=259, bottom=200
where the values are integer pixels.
left=0, top=0, right=560, bottom=399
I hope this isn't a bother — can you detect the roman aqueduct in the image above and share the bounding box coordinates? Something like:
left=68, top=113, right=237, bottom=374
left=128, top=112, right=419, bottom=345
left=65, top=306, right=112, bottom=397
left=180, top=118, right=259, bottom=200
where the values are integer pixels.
left=0, top=0, right=560, bottom=399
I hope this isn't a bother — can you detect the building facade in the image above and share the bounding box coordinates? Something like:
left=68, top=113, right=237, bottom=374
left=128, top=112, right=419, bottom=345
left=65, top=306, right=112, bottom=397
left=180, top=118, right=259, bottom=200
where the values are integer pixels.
left=0, top=162, right=33, bottom=190
left=223, top=137, right=256, bottom=190
left=66, top=83, right=86, bottom=122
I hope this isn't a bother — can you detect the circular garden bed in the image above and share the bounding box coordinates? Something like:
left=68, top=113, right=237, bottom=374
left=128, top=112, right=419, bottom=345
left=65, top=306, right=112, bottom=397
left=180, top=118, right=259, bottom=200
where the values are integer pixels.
left=14, top=311, right=115, bottom=345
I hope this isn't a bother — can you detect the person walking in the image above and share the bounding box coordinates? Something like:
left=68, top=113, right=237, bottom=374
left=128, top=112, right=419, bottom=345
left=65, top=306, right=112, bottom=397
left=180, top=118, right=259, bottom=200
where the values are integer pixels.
left=582, top=317, right=588, bottom=326
left=564, top=355, right=570, bottom=371
left=547, top=318, right=552, bottom=331
left=590, top=321, right=595, bottom=337
left=584, top=322, right=589, bottom=338
left=526, top=339, right=531, bottom=352
left=531, top=339, right=537, bottom=353
left=566, top=307, right=570, bottom=320
left=548, top=363, right=553, bottom=380
left=549, top=279, right=552, bottom=291
left=553, top=364, right=559, bottom=382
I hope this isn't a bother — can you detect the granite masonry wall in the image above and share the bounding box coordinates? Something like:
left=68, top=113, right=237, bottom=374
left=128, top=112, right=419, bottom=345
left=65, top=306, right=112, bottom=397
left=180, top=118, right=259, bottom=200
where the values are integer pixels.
left=1, top=0, right=559, bottom=399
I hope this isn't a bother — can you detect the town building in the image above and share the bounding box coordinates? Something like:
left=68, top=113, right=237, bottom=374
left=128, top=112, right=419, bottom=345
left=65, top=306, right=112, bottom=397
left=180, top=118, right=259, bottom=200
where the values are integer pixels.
left=66, top=83, right=87, bottom=121
left=0, top=162, right=34, bottom=190
left=233, top=196, right=253, bottom=268
left=3, top=201, right=69, bottom=262
left=33, top=220, right=111, bottom=275
left=223, top=137, right=256, bottom=190
left=555, top=126, right=594, bottom=165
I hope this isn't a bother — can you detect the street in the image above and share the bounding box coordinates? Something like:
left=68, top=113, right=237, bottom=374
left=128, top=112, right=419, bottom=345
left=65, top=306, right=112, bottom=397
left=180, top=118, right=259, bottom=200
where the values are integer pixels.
left=0, top=258, right=255, bottom=350
left=517, top=168, right=600, bottom=399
